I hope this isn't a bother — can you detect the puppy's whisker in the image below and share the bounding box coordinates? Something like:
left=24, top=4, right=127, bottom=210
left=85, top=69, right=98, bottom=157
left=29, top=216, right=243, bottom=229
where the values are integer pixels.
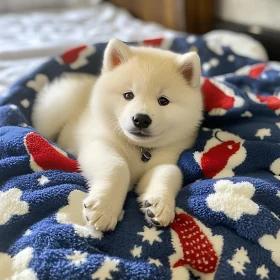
left=109, top=118, right=123, bottom=137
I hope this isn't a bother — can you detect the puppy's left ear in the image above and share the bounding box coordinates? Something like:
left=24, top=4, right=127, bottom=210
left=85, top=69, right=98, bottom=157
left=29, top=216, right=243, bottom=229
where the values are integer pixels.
left=177, top=52, right=201, bottom=88
left=103, top=39, right=132, bottom=72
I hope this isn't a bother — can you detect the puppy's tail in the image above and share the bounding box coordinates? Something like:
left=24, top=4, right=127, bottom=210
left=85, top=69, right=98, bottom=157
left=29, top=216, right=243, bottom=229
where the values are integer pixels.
left=32, top=73, right=96, bottom=141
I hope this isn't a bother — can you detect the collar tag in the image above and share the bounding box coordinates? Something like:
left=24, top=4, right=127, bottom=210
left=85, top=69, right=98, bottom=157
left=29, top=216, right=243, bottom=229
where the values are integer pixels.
left=141, top=149, right=151, bottom=162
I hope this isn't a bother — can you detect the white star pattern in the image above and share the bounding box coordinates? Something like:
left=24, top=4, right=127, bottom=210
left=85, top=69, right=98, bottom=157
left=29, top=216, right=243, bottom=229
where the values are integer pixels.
left=277, top=191, right=280, bottom=198
left=256, top=265, right=269, bottom=279
left=208, top=108, right=227, bottom=116
left=24, top=229, right=32, bottom=236
left=202, top=62, right=211, bottom=72
left=215, top=75, right=226, bottom=82
left=130, top=245, right=142, bottom=258
left=276, top=108, right=280, bottom=116
left=0, top=247, right=37, bottom=280
left=202, top=58, right=220, bottom=72
left=259, top=230, right=280, bottom=267
left=227, top=247, right=250, bottom=275
left=26, top=74, right=49, bottom=92
left=241, top=111, right=253, bottom=118
left=56, top=190, right=102, bottom=239
left=255, top=128, right=271, bottom=140
left=0, top=188, right=29, bottom=225
left=207, top=180, right=259, bottom=221
left=186, top=35, right=196, bottom=44
left=209, top=58, right=220, bottom=67
left=270, top=158, right=280, bottom=176
left=19, top=123, right=28, bottom=127
left=37, top=175, right=49, bottom=186
left=276, top=122, right=280, bottom=129
left=20, top=99, right=30, bottom=108
left=91, top=257, right=119, bottom=280
left=228, top=55, right=235, bottom=62
left=138, top=226, right=163, bottom=245
left=9, top=104, right=17, bottom=110
left=66, top=250, right=87, bottom=266
left=149, top=258, right=162, bottom=267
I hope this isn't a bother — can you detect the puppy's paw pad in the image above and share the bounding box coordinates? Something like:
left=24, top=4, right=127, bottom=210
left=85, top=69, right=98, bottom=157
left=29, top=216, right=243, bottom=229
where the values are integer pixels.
left=141, top=197, right=175, bottom=227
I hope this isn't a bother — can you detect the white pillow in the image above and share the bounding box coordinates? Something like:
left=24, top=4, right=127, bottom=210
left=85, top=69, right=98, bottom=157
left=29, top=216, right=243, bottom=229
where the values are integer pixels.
left=204, top=30, right=268, bottom=61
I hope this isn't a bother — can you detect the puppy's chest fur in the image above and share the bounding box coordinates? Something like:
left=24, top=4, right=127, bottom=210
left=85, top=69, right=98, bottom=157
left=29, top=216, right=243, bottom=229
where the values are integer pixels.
left=114, top=141, right=181, bottom=186
left=57, top=115, right=181, bottom=186
left=59, top=106, right=183, bottom=187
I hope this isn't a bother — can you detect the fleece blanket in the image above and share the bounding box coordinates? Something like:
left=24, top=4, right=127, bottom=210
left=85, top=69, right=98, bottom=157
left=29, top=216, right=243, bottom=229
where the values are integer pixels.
left=0, top=36, right=280, bottom=280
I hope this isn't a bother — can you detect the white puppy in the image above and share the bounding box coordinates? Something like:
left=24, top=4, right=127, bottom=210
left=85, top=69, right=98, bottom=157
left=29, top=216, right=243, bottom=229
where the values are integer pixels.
left=32, top=39, right=203, bottom=231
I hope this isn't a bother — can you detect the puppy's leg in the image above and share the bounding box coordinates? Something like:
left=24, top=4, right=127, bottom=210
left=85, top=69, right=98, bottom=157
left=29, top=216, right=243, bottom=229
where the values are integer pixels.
left=79, top=140, right=130, bottom=231
left=136, top=165, right=182, bottom=227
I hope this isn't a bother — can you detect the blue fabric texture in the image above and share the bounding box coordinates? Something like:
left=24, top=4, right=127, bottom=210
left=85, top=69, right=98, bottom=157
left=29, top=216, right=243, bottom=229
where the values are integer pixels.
left=0, top=36, right=279, bottom=280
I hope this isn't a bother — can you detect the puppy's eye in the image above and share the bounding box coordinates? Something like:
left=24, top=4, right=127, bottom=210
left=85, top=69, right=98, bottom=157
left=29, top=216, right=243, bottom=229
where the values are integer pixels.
left=158, top=96, right=169, bottom=106
left=123, top=91, right=134, bottom=100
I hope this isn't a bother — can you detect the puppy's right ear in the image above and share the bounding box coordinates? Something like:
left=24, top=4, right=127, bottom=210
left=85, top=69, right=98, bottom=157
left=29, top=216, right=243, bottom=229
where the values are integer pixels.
left=177, top=52, right=201, bottom=88
left=102, top=39, right=132, bottom=72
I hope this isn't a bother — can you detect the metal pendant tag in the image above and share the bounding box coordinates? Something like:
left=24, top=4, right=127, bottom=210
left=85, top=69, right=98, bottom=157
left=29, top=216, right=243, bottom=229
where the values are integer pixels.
left=141, top=150, right=151, bottom=162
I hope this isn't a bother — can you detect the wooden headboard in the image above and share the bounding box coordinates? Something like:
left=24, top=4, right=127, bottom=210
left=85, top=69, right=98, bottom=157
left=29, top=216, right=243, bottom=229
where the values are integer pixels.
left=109, top=0, right=216, bottom=34
left=109, top=0, right=280, bottom=61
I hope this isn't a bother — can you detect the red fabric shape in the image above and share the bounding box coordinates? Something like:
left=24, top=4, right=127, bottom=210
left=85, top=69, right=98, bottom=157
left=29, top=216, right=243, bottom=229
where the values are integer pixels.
left=171, top=212, right=218, bottom=273
left=143, top=38, right=163, bottom=47
left=61, top=45, right=87, bottom=64
left=257, top=95, right=280, bottom=111
left=201, top=141, right=240, bottom=178
left=202, top=79, right=234, bottom=112
left=248, top=64, right=266, bottom=78
left=25, top=133, right=79, bottom=172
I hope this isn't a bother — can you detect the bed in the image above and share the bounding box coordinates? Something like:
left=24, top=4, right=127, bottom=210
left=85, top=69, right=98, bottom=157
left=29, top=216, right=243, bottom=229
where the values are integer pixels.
left=0, top=1, right=280, bottom=280
left=0, top=0, right=270, bottom=95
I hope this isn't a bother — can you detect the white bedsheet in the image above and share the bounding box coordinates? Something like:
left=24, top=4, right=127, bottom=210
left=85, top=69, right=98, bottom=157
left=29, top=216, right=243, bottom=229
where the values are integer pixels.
left=0, top=2, right=180, bottom=94
left=0, top=2, right=268, bottom=95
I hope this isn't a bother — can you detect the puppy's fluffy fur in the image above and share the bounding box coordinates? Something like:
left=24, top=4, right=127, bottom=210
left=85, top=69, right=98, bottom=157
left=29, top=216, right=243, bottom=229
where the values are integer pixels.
left=32, top=39, right=203, bottom=231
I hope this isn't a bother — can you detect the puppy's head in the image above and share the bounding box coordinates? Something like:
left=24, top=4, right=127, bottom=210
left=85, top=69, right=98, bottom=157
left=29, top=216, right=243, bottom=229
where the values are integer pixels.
left=92, top=39, right=203, bottom=148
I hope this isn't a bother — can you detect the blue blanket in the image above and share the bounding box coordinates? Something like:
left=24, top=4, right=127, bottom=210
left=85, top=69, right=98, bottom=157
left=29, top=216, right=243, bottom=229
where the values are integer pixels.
left=1, top=36, right=280, bottom=280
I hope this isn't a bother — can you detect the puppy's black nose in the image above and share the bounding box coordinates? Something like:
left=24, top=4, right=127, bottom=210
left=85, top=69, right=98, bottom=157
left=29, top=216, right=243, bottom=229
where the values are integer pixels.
left=132, top=114, right=152, bottom=129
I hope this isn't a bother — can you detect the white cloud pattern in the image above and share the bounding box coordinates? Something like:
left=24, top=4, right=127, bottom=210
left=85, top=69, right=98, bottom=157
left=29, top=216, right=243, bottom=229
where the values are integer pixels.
left=259, top=230, right=280, bottom=267
left=0, top=247, right=37, bottom=280
left=0, top=188, right=29, bottom=225
left=56, top=190, right=103, bottom=239
left=207, top=180, right=259, bottom=220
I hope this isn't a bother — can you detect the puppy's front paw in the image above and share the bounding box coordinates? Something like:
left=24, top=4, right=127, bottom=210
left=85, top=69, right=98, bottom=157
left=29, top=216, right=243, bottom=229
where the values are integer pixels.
left=139, top=196, right=175, bottom=227
left=83, top=195, right=123, bottom=232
